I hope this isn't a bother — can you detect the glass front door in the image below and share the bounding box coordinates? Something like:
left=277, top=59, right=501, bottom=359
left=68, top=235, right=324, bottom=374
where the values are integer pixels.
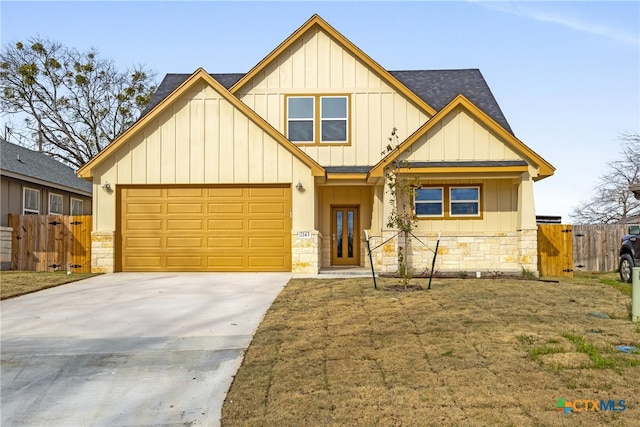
left=331, top=206, right=359, bottom=265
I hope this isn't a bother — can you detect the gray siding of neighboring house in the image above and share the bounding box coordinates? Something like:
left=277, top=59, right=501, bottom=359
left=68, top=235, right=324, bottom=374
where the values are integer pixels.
left=1, top=176, right=92, bottom=227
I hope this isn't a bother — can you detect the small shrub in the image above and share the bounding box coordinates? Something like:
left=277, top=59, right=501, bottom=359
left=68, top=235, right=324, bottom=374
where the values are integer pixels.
left=521, top=266, right=537, bottom=279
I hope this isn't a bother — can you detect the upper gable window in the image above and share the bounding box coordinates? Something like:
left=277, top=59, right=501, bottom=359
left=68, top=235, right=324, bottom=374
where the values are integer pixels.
left=286, top=95, right=349, bottom=145
left=287, top=97, right=314, bottom=142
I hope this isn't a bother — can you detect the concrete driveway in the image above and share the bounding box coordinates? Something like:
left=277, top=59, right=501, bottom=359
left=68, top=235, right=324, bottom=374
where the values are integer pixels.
left=1, top=272, right=290, bottom=426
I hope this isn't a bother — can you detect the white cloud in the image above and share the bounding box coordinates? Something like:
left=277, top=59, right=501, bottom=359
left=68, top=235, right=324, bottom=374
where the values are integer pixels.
left=478, top=1, right=639, bottom=47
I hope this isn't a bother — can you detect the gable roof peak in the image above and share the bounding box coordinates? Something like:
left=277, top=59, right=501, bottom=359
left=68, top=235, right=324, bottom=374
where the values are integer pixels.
left=78, top=67, right=324, bottom=178
left=229, top=14, right=436, bottom=115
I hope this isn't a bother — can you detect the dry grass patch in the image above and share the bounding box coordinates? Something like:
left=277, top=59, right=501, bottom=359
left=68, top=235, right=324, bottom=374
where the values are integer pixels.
left=1, top=271, right=101, bottom=299
left=222, top=274, right=640, bottom=426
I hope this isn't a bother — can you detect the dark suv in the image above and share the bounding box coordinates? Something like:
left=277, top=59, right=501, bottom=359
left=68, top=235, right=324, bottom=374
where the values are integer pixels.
left=619, top=225, right=640, bottom=282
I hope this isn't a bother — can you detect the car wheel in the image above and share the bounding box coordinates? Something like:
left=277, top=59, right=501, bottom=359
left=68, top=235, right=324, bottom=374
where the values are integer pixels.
left=619, top=253, right=634, bottom=283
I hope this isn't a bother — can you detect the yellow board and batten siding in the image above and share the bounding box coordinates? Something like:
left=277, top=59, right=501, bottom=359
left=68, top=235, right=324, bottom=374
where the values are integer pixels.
left=237, top=26, right=431, bottom=168
left=393, top=104, right=536, bottom=234
left=119, top=185, right=291, bottom=272
left=89, top=78, right=316, bottom=272
left=408, top=106, right=522, bottom=162
left=92, top=81, right=314, bottom=234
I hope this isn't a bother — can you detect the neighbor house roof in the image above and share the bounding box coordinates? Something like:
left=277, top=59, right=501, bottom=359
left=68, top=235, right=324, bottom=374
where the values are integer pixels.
left=143, top=69, right=512, bottom=135
left=0, top=139, right=92, bottom=196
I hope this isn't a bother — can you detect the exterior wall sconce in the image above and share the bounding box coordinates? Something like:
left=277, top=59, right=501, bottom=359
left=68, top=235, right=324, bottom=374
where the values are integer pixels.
left=101, top=182, right=111, bottom=191
left=295, top=181, right=305, bottom=192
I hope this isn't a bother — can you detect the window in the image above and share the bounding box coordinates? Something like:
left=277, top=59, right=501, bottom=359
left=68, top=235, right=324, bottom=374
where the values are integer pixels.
left=321, top=97, right=348, bottom=142
left=287, top=97, right=314, bottom=142
left=415, top=185, right=482, bottom=219
left=49, top=193, right=63, bottom=214
left=450, top=187, right=480, bottom=217
left=415, top=187, right=443, bottom=217
left=286, top=95, right=349, bottom=144
left=23, top=188, right=40, bottom=214
left=71, top=198, right=83, bottom=215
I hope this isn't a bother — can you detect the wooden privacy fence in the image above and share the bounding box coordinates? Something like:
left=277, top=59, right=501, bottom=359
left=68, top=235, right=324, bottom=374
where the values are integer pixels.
left=537, top=223, right=639, bottom=276
left=9, top=214, right=92, bottom=273
left=573, top=224, right=637, bottom=273
left=537, top=224, right=574, bottom=277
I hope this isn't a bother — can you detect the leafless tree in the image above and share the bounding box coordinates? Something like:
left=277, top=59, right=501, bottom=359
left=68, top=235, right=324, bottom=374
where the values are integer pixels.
left=570, top=133, right=640, bottom=224
left=1, top=37, right=157, bottom=168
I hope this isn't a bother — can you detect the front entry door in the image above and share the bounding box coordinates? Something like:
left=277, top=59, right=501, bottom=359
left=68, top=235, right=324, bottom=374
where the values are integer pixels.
left=331, top=206, right=360, bottom=266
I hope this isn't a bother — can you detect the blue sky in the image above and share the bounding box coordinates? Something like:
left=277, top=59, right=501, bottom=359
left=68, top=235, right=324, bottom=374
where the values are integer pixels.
left=1, top=1, right=639, bottom=221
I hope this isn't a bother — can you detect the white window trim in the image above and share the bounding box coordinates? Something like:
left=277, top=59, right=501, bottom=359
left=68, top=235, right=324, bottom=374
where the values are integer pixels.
left=70, top=198, right=83, bottom=216
left=49, top=193, right=63, bottom=215
left=287, top=96, right=315, bottom=143
left=320, top=96, right=348, bottom=143
left=286, top=94, right=350, bottom=144
left=449, top=186, right=481, bottom=217
left=415, top=187, right=444, bottom=218
left=23, top=187, right=40, bottom=214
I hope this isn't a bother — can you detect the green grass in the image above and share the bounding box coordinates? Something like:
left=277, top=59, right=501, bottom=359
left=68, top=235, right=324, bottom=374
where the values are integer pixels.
left=560, top=331, right=639, bottom=372
left=599, top=277, right=632, bottom=296
left=527, top=345, right=566, bottom=361
left=562, top=332, right=617, bottom=369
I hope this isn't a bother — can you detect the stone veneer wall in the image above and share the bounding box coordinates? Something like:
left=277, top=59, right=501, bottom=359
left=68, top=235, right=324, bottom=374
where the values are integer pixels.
left=291, top=230, right=320, bottom=274
left=0, top=226, right=12, bottom=270
left=364, top=229, right=399, bottom=273
left=366, top=229, right=539, bottom=277
left=88, top=228, right=537, bottom=276
left=410, top=231, right=539, bottom=276
left=91, top=231, right=115, bottom=273
left=321, top=233, right=330, bottom=269
left=517, top=229, right=539, bottom=274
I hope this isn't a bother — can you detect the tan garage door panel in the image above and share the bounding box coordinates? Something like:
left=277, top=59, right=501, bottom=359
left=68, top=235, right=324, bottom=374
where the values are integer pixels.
left=119, top=185, right=291, bottom=272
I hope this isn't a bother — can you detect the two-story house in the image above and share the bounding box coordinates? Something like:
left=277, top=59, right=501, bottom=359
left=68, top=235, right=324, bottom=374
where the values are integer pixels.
left=77, top=15, right=554, bottom=275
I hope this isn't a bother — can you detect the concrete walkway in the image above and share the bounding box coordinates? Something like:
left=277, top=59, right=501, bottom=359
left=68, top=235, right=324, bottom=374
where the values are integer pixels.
left=1, top=272, right=290, bottom=426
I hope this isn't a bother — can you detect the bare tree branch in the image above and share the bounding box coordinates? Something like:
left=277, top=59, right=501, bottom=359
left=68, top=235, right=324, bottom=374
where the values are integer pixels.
left=1, top=37, right=157, bottom=168
left=570, top=133, right=640, bottom=224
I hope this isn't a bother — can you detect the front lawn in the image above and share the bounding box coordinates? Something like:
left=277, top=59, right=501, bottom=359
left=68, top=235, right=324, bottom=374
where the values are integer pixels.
left=1, top=271, right=101, bottom=300
left=223, top=273, right=640, bottom=426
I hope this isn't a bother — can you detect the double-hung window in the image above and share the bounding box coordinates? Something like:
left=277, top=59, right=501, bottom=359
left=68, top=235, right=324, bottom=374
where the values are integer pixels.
left=415, top=185, right=481, bottom=219
left=286, top=95, right=349, bottom=144
left=287, top=97, right=314, bottom=142
left=450, top=187, right=480, bottom=216
left=415, top=187, right=444, bottom=217
left=23, top=188, right=40, bottom=215
left=71, top=198, right=83, bottom=216
left=49, top=193, right=63, bottom=214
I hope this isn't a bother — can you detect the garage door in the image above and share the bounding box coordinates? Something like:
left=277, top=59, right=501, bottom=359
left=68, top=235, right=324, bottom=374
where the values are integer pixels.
left=118, top=185, right=291, bottom=272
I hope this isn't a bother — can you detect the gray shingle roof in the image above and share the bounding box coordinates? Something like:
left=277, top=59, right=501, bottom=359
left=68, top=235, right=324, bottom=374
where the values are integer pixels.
left=325, top=166, right=372, bottom=174
left=141, top=73, right=243, bottom=116
left=141, top=70, right=514, bottom=135
left=389, top=69, right=513, bottom=134
left=408, top=161, right=527, bottom=168
left=0, top=139, right=92, bottom=195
